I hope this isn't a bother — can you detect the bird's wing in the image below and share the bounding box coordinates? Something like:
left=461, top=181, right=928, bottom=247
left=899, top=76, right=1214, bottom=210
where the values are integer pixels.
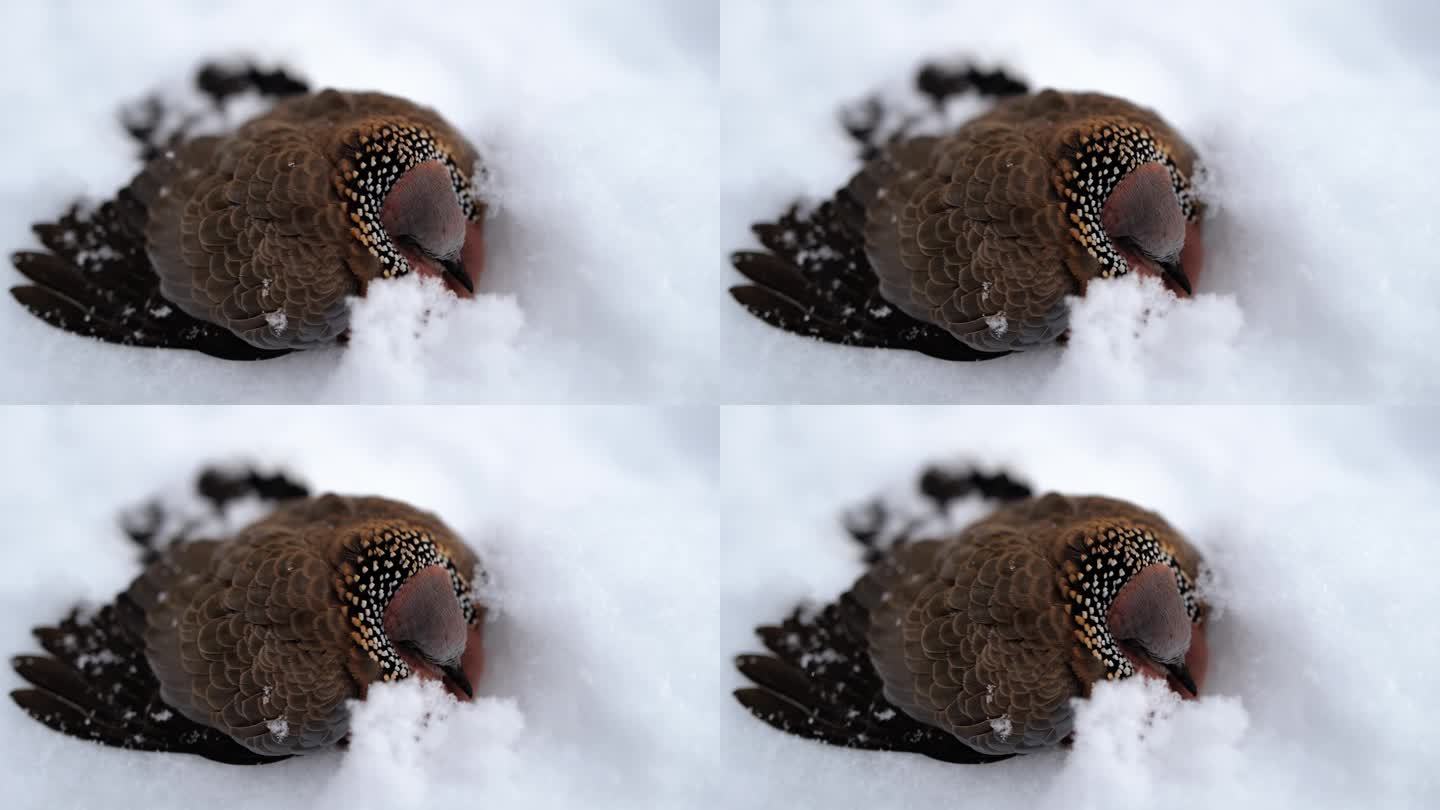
left=9, top=598, right=288, bottom=765
left=138, top=121, right=357, bottom=351
left=728, top=185, right=1008, bottom=362
left=860, top=529, right=1079, bottom=756
left=127, top=527, right=357, bottom=758
left=871, top=120, right=1075, bottom=355
left=733, top=581, right=1012, bottom=764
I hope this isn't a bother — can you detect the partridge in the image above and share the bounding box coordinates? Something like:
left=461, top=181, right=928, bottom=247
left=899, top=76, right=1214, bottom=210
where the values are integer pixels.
left=735, top=485, right=1209, bottom=763
left=730, top=63, right=1205, bottom=361
left=9, top=63, right=487, bottom=360
left=10, top=470, right=487, bottom=763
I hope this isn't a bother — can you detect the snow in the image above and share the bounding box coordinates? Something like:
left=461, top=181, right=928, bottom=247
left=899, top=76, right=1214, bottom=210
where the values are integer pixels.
left=716, top=406, right=1440, bottom=809
left=0, top=406, right=718, bottom=809
left=720, top=0, right=1440, bottom=402
left=0, top=0, right=717, bottom=403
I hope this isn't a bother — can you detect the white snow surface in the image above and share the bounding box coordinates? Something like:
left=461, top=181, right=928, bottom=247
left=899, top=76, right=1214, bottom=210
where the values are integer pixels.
left=0, top=0, right=717, bottom=403
left=0, top=406, right=719, bottom=809
left=716, top=406, right=1440, bottom=809
left=721, top=0, right=1440, bottom=402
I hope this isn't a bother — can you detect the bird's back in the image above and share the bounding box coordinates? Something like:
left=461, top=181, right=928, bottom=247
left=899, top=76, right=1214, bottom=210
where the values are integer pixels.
left=133, top=90, right=483, bottom=350
left=854, top=493, right=1201, bottom=756
left=852, top=90, right=1201, bottom=354
left=124, top=493, right=479, bottom=756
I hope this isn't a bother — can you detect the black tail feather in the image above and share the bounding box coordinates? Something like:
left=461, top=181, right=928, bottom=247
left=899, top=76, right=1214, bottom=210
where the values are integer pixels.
left=729, top=59, right=1030, bottom=362
left=9, top=603, right=286, bottom=765
left=121, top=464, right=309, bottom=564
left=10, top=60, right=307, bottom=361
left=729, top=199, right=1007, bottom=362
left=9, top=462, right=309, bottom=763
left=735, top=460, right=1033, bottom=762
left=734, top=596, right=1012, bottom=764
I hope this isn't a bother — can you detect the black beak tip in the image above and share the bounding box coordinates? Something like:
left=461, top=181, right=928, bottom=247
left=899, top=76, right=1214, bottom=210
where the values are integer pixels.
left=441, top=663, right=474, bottom=699
left=440, top=258, right=474, bottom=294
left=1165, top=661, right=1198, bottom=697
left=1160, top=259, right=1192, bottom=296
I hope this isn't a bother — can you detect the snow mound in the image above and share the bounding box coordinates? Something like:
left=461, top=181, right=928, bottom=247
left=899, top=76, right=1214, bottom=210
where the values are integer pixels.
left=327, top=278, right=526, bottom=401
left=1053, top=678, right=1250, bottom=810
left=332, top=680, right=526, bottom=808
left=1043, top=276, right=1246, bottom=401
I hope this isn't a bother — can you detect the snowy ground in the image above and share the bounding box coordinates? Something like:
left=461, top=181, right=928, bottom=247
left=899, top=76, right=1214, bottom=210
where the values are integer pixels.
left=715, top=406, right=1440, bottom=809
left=0, top=0, right=717, bottom=403
left=720, top=0, right=1440, bottom=402
left=0, top=406, right=719, bottom=809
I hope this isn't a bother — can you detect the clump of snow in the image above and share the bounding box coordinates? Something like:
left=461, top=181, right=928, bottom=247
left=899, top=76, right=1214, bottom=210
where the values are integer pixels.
left=1050, top=678, right=1250, bottom=810
left=0, top=0, right=717, bottom=403
left=331, top=680, right=526, bottom=809
left=1041, top=276, right=1247, bottom=401
left=721, top=0, right=1440, bottom=402
left=266, top=717, right=290, bottom=742
left=264, top=310, right=288, bottom=337
left=989, top=715, right=1013, bottom=740
left=326, top=276, right=527, bottom=401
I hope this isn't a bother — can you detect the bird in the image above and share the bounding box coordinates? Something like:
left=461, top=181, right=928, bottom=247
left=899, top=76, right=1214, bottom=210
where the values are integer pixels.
left=8, top=62, right=488, bottom=361
left=730, top=62, right=1205, bottom=361
left=734, top=466, right=1208, bottom=763
left=9, top=466, right=489, bottom=764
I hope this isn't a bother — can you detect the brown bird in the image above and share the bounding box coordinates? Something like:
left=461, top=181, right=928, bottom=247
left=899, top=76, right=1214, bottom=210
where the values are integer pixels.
left=735, top=471, right=1209, bottom=763
left=730, top=63, right=1205, bottom=361
left=9, top=468, right=488, bottom=763
left=9, top=63, right=487, bottom=360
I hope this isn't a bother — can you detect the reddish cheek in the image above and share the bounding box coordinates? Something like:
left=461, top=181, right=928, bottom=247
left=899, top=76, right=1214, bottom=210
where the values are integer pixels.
left=394, top=624, right=487, bottom=701
left=1184, top=622, right=1209, bottom=696
left=1180, top=220, right=1205, bottom=291
left=459, top=624, right=486, bottom=699
left=462, top=220, right=486, bottom=286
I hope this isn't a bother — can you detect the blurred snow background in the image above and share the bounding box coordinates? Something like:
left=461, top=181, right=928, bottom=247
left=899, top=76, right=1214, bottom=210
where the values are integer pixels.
left=721, top=0, right=1440, bottom=402
left=0, top=0, right=718, bottom=403
left=0, top=406, right=719, bottom=809
left=715, top=406, right=1440, bottom=809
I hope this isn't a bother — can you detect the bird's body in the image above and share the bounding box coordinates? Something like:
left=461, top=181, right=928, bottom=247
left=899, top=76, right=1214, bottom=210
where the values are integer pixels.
left=9, top=65, right=488, bottom=359
left=735, top=490, right=1208, bottom=762
left=10, top=479, right=488, bottom=763
left=731, top=71, right=1205, bottom=360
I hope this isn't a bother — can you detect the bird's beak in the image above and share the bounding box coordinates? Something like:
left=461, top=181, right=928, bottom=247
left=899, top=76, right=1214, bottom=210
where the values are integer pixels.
left=440, top=661, right=474, bottom=698
left=439, top=256, right=474, bottom=294
left=1163, top=660, right=1198, bottom=697
left=1157, top=257, right=1192, bottom=296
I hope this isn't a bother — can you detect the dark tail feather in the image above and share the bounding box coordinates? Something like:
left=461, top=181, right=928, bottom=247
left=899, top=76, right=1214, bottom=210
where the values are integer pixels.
left=121, top=464, right=310, bottom=564
left=729, top=59, right=1030, bottom=362
left=11, top=59, right=307, bottom=361
left=844, top=60, right=1031, bottom=161
left=9, top=192, right=291, bottom=361
left=843, top=464, right=1034, bottom=564
left=123, top=60, right=310, bottom=162
left=734, top=595, right=1011, bottom=764
left=9, top=603, right=286, bottom=765
left=729, top=198, right=1007, bottom=363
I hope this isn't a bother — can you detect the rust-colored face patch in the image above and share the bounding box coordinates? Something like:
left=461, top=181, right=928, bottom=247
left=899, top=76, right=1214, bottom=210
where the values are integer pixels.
left=1057, top=121, right=1199, bottom=281
left=336, top=122, right=482, bottom=280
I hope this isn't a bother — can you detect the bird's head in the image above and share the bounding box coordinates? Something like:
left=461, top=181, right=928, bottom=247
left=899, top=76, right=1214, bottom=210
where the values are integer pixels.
left=1059, top=119, right=1204, bottom=297
left=339, top=121, right=486, bottom=298
left=339, top=522, right=484, bottom=700
left=1062, top=520, right=1206, bottom=698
